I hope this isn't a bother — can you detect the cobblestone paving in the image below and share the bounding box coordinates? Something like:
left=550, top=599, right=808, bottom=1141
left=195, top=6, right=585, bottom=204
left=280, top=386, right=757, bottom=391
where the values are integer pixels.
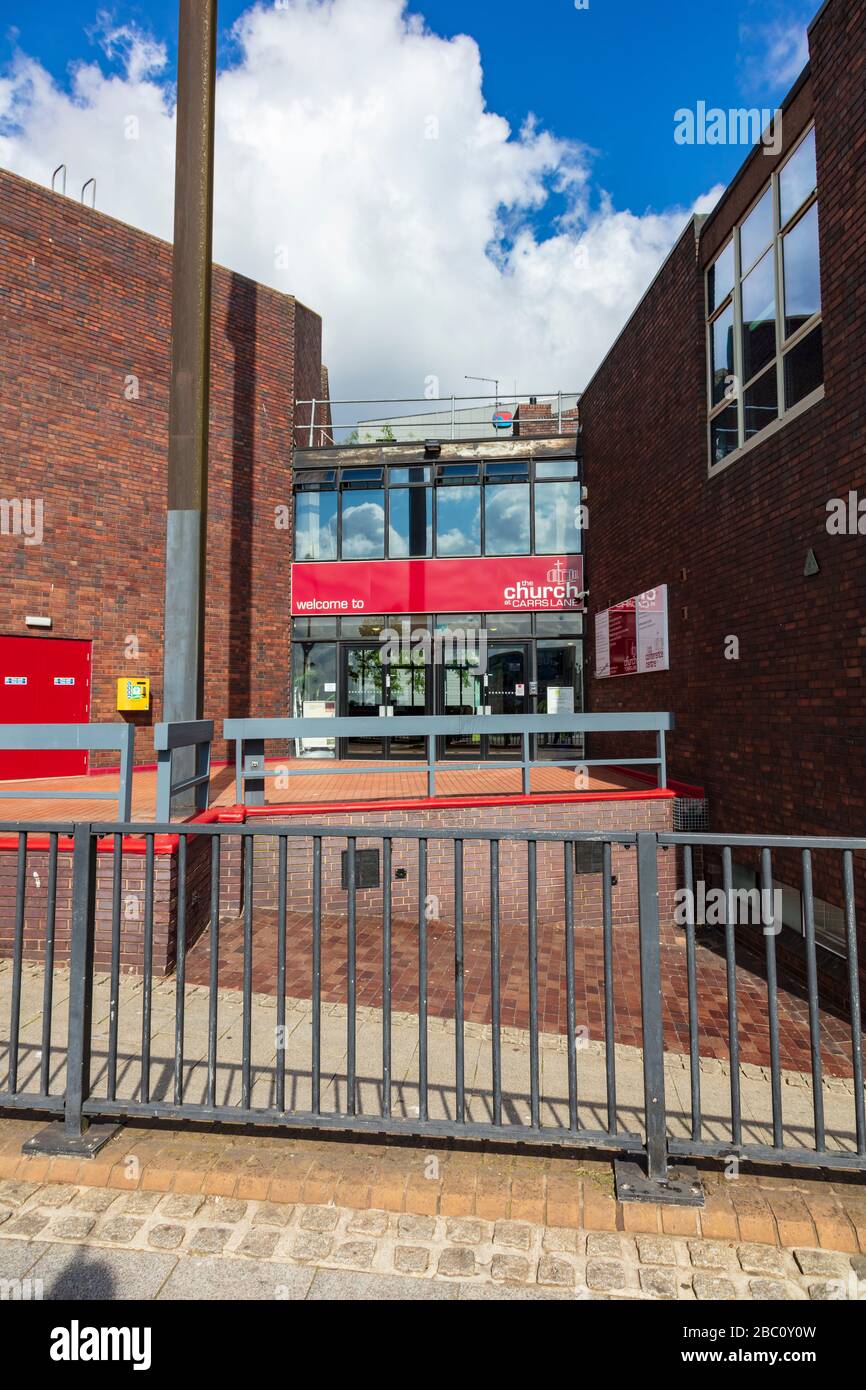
left=1, top=1179, right=864, bottom=1301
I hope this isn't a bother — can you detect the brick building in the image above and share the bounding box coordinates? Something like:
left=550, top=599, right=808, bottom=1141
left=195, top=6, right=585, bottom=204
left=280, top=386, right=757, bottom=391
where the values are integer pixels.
left=581, top=0, right=865, bottom=960
left=0, top=168, right=327, bottom=765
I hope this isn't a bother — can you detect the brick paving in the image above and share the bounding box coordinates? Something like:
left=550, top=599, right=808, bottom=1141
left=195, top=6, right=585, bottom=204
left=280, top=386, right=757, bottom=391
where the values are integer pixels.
left=0, top=761, right=642, bottom=823
left=183, top=906, right=864, bottom=1079
left=2, top=1116, right=865, bottom=1259
left=1, top=1173, right=865, bottom=1300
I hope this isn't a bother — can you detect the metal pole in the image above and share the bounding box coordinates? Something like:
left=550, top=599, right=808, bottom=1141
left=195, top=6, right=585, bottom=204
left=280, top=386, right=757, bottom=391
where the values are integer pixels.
left=162, top=0, right=218, bottom=812
left=636, top=832, right=668, bottom=1181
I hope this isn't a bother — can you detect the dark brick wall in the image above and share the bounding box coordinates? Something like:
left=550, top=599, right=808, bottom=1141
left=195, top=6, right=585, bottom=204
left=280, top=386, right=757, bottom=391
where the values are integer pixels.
left=580, top=0, right=866, bottom=935
left=0, top=169, right=323, bottom=764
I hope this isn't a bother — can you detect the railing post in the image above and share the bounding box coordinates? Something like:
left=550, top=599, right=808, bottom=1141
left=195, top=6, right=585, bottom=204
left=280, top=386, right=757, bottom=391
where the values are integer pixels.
left=245, top=738, right=266, bottom=807
left=308, top=399, right=317, bottom=447
left=195, top=735, right=211, bottom=813
left=636, top=831, right=667, bottom=1180
left=614, top=832, right=702, bottom=1206
left=156, top=748, right=172, bottom=822
left=521, top=732, right=531, bottom=795
left=427, top=734, right=436, bottom=799
left=118, top=722, right=135, bottom=821
left=657, top=727, right=667, bottom=789
left=23, top=824, right=119, bottom=1156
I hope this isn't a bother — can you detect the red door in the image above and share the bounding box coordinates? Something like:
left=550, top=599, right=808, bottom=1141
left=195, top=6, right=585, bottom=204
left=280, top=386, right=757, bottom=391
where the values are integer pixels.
left=0, top=636, right=92, bottom=779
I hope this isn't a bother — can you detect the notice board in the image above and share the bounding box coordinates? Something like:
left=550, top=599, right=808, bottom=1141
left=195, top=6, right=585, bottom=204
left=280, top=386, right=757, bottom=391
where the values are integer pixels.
left=595, top=586, right=669, bottom=679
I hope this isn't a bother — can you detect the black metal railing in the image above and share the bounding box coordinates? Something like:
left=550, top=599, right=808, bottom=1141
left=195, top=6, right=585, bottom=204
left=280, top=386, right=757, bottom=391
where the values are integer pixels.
left=1, top=820, right=864, bottom=1198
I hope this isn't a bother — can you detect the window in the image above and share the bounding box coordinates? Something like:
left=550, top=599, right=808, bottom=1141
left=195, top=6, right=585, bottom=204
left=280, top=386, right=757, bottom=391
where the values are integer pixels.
left=294, top=488, right=338, bottom=561
left=534, top=481, right=582, bottom=554
left=292, top=455, right=582, bottom=558
left=782, top=202, right=820, bottom=337
left=436, top=485, right=481, bottom=555
left=484, top=483, right=530, bottom=554
left=706, top=125, right=822, bottom=468
left=342, top=490, right=385, bottom=558
left=389, top=487, right=431, bottom=557
left=535, top=458, right=578, bottom=479
left=710, top=302, right=735, bottom=406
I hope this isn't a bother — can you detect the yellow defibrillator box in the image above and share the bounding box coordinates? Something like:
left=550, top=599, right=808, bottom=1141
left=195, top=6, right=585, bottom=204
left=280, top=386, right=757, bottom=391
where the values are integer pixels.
left=116, top=677, right=151, bottom=711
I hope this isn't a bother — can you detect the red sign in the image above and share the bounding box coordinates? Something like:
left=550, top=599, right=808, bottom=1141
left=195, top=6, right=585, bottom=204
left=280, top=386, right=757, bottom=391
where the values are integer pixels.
left=607, top=599, right=638, bottom=677
left=291, top=555, right=584, bottom=616
left=595, top=586, right=669, bottom=679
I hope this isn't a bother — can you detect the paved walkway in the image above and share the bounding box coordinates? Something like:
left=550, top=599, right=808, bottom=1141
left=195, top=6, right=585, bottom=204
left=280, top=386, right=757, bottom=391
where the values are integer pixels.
left=2, top=962, right=863, bottom=1159
left=186, top=908, right=865, bottom=1080
left=1, top=1181, right=863, bottom=1301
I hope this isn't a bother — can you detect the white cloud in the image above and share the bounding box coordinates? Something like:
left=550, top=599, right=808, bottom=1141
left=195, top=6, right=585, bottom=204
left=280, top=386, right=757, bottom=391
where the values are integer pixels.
left=739, top=16, right=811, bottom=93
left=0, top=0, right=718, bottom=410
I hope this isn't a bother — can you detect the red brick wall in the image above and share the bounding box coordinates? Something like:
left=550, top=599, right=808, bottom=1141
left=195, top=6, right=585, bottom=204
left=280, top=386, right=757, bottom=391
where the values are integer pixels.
left=247, top=796, right=676, bottom=930
left=580, top=0, right=866, bottom=931
left=0, top=837, right=214, bottom=977
left=0, top=170, right=323, bottom=764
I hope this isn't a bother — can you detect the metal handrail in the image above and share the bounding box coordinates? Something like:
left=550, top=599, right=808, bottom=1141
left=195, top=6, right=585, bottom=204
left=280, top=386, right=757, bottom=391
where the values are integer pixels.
left=0, top=723, right=135, bottom=820
left=294, top=391, right=582, bottom=446
left=224, top=712, right=673, bottom=803
left=154, top=720, right=213, bottom=822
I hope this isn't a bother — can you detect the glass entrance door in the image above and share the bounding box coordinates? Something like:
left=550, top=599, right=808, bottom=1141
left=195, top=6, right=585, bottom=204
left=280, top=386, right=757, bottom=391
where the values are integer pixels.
left=536, top=640, right=583, bottom=760
left=341, top=644, right=385, bottom=757
left=438, top=660, right=484, bottom=760
left=486, top=643, right=529, bottom=759
left=387, top=655, right=429, bottom=757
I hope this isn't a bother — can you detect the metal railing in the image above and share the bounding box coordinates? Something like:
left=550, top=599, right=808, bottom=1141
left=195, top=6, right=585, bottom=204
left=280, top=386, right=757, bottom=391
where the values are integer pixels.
left=1, top=820, right=863, bottom=1195
left=154, top=720, right=213, bottom=822
left=294, top=391, right=581, bottom=447
left=0, top=724, right=134, bottom=820
left=224, top=712, right=673, bottom=803
left=661, top=832, right=866, bottom=1174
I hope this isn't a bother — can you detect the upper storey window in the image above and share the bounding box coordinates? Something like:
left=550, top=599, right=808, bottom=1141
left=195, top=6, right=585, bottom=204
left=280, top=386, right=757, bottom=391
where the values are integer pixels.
left=706, top=126, right=822, bottom=470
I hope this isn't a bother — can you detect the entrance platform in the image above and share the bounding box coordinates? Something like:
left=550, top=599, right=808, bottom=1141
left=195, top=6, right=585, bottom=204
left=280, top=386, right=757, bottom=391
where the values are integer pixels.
left=0, top=759, right=655, bottom=823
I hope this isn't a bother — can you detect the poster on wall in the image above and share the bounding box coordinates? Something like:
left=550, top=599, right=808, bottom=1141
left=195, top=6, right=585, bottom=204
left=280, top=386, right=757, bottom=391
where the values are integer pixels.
left=607, top=599, right=637, bottom=677
left=636, top=587, right=669, bottom=672
left=596, top=585, right=669, bottom=679
left=595, top=609, right=610, bottom=680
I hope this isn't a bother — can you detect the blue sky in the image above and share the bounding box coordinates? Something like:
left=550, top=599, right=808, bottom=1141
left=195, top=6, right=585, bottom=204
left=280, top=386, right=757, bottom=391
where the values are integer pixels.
left=0, top=0, right=819, bottom=397
left=0, top=0, right=816, bottom=221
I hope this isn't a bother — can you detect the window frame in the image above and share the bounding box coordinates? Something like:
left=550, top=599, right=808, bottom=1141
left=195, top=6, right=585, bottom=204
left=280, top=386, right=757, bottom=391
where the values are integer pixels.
left=706, top=124, right=823, bottom=473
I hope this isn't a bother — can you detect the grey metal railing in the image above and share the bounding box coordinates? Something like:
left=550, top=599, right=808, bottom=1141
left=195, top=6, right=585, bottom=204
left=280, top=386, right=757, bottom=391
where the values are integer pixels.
left=293, top=391, right=581, bottom=446
left=224, top=712, right=673, bottom=803
left=154, top=720, right=213, bottom=822
left=0, top=724, right=134, bottom=820
left=659, top=832, right=866, bottom=1175
left=1, top=819, right=862, bottom=1199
